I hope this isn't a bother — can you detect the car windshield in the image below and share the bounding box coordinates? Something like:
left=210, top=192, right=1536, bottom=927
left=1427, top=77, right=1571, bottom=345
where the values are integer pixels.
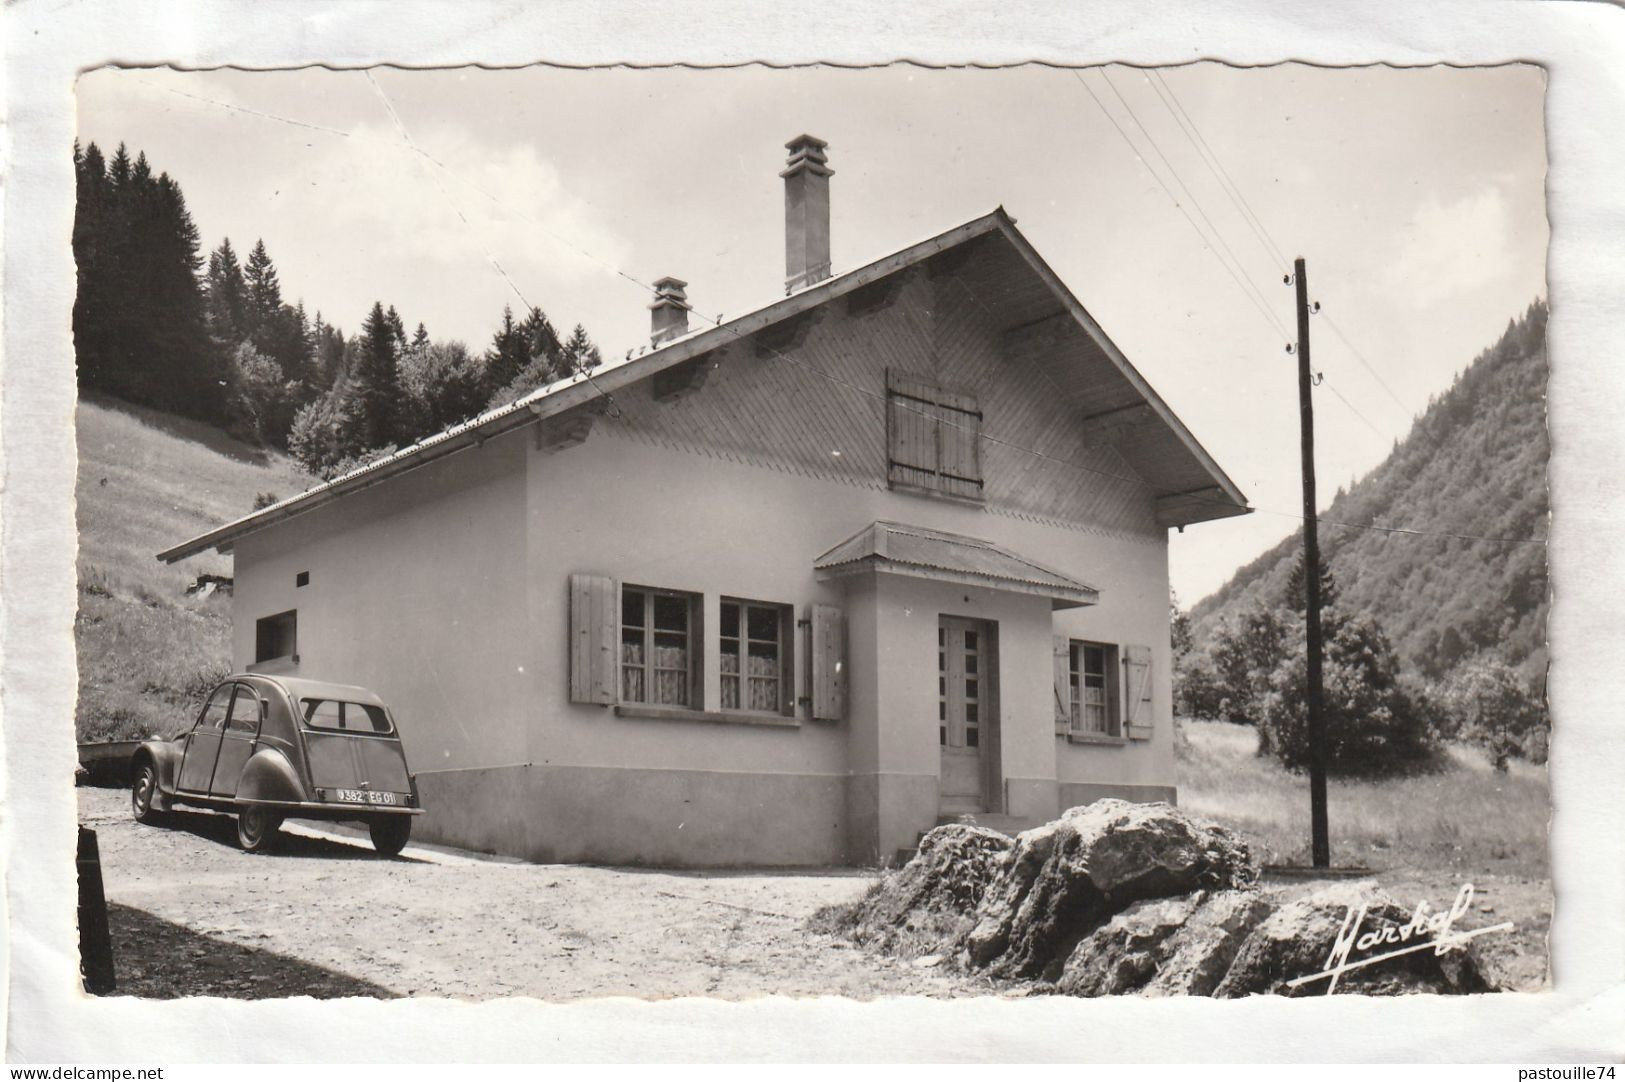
left=301, top=698, right=393, bottom=734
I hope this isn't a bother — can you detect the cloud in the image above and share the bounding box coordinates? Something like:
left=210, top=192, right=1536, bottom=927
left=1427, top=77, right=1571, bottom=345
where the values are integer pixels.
left=1378, top=188, right=1512, bottom=309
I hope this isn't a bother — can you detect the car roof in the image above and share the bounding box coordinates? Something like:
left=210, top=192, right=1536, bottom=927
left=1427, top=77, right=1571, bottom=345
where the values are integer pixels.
left=235, top=674, right=390, bottom=708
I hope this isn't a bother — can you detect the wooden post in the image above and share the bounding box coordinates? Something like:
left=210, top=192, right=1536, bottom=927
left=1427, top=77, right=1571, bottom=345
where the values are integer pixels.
left=1294, top=257, right=1331, bottom=869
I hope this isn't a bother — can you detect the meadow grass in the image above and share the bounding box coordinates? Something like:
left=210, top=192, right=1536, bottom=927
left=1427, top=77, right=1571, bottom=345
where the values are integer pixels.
left=75, top=396, right=313, bottom=742
left=1176, top=718, right=1550, bottom=876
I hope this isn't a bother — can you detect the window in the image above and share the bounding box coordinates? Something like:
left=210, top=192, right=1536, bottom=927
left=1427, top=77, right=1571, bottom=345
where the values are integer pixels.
left=255, top=610, right=297, bottom=662
left=1069, top=641, right=1121, bottom=736
left=621, top=586, right=701, bottom=708
left=196, top=685, right=233, bottom=732
left=225, top=686, right=262, bottom=735
left=301, top=698, right=393, bottom=734
left=720, top=599, right=792, bottom=714
left=885, top=369, right=983, bottom=501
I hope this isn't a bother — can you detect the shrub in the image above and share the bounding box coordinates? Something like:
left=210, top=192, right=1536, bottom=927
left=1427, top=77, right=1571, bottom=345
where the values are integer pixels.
left=1256, top=613, right=1437, bottom=776
left=1440, top=656, right=1547, bottom=770
left=1207, top=605, right=1289, bottom=723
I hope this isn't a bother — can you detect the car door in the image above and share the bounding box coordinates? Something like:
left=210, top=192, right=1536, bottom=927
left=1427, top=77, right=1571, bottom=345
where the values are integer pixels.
left=175, top=684, right=232, bottom=792
left=209, top=683, right=263, bottom=798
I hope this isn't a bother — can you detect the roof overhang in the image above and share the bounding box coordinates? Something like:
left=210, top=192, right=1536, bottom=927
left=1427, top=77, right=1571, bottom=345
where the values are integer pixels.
left=159, top=207, right=1249, bottom=563
left=814, top=521, right=1100, bottom=610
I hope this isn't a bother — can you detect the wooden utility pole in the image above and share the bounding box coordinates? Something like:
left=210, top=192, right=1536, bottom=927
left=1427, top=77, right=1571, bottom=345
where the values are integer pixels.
left=1294, top=256, right=1331, bottom=869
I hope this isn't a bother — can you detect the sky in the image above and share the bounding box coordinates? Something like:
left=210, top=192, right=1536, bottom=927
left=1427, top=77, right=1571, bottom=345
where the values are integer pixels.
left=75, top=63, right=1548, bottom=604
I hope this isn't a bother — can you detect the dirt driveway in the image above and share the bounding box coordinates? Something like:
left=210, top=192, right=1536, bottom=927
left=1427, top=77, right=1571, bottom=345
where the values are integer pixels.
left=78, top=785, right=990, bottom=1000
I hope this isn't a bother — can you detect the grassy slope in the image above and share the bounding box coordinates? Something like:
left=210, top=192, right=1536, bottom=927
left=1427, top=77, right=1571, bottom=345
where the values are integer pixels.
left=1176, top=719, right=1548, bottom=876
left=75, top=394, right=312, bottom=742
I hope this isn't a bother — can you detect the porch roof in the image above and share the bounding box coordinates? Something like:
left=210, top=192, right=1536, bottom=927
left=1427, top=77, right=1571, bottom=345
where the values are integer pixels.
left=813, top=521, right=1099, bottom=610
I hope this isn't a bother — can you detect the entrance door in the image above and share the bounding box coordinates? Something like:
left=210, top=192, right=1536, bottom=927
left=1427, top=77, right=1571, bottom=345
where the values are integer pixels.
left=939, top=616, right=995, bottom=815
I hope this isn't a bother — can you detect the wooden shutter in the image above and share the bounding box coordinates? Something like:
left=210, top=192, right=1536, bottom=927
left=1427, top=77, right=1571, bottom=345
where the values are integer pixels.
left=886, top=370, right=940, bottom=491
left=1053, top=635, right=1072, bottom=735
left=810, top=603, right=846, bottom=721
left=1106, top=645, right=1124, bottom=736
left=569, top=573, right=618, bottom=705
left=934, top=385, right=983, bottom=501
left=1123, top=643, right=1153, bottom=740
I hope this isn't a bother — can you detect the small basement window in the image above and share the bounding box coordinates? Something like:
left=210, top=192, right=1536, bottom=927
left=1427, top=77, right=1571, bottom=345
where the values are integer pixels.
left=720, top=599, right=793, bottom=715
left=620, top=586, right=701, bottom=709
left=255, top=610, right=297, bottom=663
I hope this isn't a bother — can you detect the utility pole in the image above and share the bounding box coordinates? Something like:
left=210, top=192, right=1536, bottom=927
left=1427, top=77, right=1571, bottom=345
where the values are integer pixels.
left=1294, top=256, right=1331, bottom=869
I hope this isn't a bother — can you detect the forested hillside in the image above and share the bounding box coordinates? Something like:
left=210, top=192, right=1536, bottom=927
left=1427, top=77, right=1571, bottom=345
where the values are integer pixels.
left=1190, top=301, right=1548, bottom=688
left=73, top=140, right=604, bottom=480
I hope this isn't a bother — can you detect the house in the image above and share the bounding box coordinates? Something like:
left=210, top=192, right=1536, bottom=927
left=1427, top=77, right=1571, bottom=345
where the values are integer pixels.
left=160, top=135, right=1250, bottom=867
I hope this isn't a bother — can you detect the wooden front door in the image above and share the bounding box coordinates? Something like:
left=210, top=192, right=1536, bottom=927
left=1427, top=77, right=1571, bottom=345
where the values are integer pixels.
left=939, top=616, right=996, bottom=815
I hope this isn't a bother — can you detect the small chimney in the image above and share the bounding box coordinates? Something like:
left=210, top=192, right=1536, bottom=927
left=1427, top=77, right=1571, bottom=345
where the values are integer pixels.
left=782, top=134, right=833, bottom=292
left=649, top=276, right=689, bottom=346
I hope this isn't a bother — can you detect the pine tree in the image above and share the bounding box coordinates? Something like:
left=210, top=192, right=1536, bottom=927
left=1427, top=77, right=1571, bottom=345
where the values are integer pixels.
left=205, top=238, right=248, bottom=345
left=351, top=301, right=402, bottom=450
left=560, top=323, right=603, bottom=376
left=482, top=305, right=528, bottom=397
left=244, top=238, right=282, bottom=342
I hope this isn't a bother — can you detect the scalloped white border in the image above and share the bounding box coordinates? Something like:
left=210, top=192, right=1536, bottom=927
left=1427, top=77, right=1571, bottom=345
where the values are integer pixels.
left=5, top=0, right=1622, bottom=1063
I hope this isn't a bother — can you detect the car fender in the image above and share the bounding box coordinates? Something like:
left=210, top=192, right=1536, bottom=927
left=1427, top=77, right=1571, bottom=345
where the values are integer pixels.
left=132, top=741, right=182, bottom=809
left=236, top=746, right=309, bottom=804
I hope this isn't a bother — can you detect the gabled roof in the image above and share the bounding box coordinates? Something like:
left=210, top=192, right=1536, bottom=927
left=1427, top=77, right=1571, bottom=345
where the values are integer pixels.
left=814, top=521, right=1100, bottom=610
left=159, top=207, right=1249, bottom=564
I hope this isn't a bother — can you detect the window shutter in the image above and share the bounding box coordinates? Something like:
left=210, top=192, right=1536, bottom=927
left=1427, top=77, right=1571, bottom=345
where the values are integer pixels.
left=1124, top=643, right=1154, bottom=740
left=569, top=573, right=618, bottom=705
left=1053, top=635, right=1071, bottom=735
left=886, top=370, right=939, bottom=490
left=1106, top=645, right=1124, bottom=736
left=810, top=603, right=846, bottom=721
left=934, top=387, right=983, bottom=502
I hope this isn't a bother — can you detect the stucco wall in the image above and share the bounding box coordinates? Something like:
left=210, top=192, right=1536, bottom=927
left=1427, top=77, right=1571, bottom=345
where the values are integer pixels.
left=229, top=405, right=1177, bottom=865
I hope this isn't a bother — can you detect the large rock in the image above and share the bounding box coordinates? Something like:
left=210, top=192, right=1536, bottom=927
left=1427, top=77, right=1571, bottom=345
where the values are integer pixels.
left=812, top=824, right=1013, bottom=957
left=1057, top=889, right=1274, bottom=997
left=965, top=800, right=1257, bottom=980
left=1144, top=890, right=1276, bottom=996
left=1213, top=882, right=1493, bottom=997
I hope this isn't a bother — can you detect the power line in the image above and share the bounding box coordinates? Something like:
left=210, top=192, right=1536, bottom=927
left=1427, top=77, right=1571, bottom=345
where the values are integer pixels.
left=1097, top=68, right=1289, bottom=338
left=1146, top=69, right=1292, bottom=273
left=1070, top=70, right=1289, bottom=343
left=1079, top=68, right=1401, bottom=454
left=144, top=72, right=1544, bottom=548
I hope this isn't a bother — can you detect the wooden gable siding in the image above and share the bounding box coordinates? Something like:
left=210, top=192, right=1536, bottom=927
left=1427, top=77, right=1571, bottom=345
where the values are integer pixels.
left=601, top=268, right=1159, bottom=537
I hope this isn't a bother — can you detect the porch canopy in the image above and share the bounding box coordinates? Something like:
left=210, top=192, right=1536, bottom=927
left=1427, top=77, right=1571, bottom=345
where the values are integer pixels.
left=813, top=521, right=1099, bottom=610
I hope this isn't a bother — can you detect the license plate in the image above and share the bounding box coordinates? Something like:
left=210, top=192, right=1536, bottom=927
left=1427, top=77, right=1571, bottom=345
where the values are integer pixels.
left=333, top=788, right=399, bottom=806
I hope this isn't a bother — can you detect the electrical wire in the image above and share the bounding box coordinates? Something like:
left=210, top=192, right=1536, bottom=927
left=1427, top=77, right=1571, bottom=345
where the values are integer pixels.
left=1097, top=68, right=1289, bottom=339
left=1070, top=70, right=1290, bottom=343
left=133, top=72, right=1546, bottom=548
left=1146, top=69, right=1293, bottom=273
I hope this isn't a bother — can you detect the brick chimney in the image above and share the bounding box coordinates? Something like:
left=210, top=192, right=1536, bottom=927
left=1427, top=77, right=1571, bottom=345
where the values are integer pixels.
left=782, top=134, right=833, bottom=292
left=649, top=276, right=689, bottom=346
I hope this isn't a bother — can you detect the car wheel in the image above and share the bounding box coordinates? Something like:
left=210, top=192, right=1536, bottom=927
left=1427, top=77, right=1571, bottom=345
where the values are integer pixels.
left=131, top=762, right=161, bottom=824
left=369, top=816, right=411, bottom=857
left=236, top=807, right=282, bottom=852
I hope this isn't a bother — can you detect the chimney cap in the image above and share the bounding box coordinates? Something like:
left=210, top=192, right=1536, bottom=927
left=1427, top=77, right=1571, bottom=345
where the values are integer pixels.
left=652, top=276, right=688, bottom=292
left=784, top=133, right=828, bottom=151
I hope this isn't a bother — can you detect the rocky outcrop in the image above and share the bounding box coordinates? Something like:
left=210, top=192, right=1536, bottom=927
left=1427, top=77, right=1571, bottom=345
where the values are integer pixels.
left=817, top=802, right=1495, bottom=998
left=965, top=800, right=1257, bottom=980
left=1213, top=882, right=1492, bottom=997
left=811, top=824, right=1013, bottom=957
left=1057, top=890, right=1273, bottom=997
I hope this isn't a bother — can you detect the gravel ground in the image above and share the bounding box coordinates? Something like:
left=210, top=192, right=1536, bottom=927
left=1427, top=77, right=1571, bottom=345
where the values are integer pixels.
left=78, top=785, right=992, bottom=1000
left=78, top=785, right=1547, bottom=1000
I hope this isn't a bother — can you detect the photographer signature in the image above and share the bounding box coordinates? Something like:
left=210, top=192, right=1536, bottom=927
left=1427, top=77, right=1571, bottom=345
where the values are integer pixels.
left=1285, top=882, right=1514, bottom=994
